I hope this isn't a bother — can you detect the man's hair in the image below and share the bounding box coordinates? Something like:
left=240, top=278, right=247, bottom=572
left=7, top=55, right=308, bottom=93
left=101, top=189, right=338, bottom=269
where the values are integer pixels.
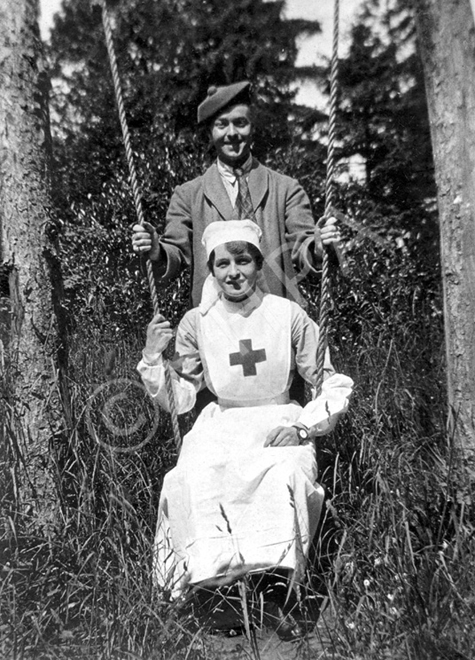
left=207, top=241, right=263, bottom=274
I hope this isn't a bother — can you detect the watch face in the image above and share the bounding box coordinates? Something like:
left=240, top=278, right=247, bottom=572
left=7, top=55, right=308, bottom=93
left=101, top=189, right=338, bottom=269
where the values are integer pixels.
left=298, top=428, right=308, bottom=440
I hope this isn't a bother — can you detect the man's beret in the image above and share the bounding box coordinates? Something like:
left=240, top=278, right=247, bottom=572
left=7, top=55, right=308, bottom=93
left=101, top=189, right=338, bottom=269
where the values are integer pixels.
left=197, top=81, right=251, bottom=124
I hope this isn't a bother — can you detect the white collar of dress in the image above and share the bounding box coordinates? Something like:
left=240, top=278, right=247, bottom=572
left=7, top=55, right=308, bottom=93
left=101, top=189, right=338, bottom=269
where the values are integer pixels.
left=220, top=287, right=265, bottom=313
left=199, top=274, right=265, bottom=316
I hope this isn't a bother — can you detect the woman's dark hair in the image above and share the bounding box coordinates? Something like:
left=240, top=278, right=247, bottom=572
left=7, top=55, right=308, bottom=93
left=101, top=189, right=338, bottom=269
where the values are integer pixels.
left=207, top=241, right=263, bottom=274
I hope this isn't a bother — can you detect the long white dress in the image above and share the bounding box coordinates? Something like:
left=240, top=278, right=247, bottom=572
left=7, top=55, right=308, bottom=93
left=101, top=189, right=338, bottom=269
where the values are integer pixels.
left=138, top=289, right=353, bottom=598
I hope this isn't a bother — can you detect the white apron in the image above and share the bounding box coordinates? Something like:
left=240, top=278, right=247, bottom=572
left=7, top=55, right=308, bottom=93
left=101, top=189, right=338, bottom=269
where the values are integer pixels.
left=153, top=295, right=325, bottom=598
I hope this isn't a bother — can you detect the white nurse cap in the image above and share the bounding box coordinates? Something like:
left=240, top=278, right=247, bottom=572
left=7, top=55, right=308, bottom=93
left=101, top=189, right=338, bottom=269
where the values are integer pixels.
left=202, top=220, right=262, bottom=258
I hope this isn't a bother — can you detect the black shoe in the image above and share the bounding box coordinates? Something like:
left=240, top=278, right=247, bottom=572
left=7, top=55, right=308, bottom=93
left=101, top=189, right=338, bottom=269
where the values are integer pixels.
left=263, top=600, right=305, bottom=642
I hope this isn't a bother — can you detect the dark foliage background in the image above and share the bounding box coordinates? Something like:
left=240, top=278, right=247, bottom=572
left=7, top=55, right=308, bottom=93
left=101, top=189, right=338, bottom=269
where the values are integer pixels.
left=46, top=0, right=439, bottom=339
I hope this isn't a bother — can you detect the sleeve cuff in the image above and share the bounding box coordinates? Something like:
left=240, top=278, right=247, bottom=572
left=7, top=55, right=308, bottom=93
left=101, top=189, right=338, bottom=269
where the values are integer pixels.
left=141, top=351, right=164, bottom=367
left=298, top=373, right=354, bottom=430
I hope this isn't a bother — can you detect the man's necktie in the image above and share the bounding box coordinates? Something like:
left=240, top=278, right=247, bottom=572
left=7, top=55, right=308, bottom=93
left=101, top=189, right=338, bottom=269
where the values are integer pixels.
left=232, top=168, right=254, bottom=220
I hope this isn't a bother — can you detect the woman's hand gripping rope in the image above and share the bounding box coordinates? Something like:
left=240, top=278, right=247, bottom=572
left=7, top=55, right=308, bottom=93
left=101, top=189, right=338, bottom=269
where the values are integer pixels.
left=142, top=313, right=174, bottom=366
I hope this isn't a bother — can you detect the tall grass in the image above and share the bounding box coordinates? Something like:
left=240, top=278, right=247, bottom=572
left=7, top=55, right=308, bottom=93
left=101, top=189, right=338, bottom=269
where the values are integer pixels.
left=1, top=331, right=201, bottom=659
left=1, top=238, right=475, bottom=659
left=305, top=234, right=475, bottom=659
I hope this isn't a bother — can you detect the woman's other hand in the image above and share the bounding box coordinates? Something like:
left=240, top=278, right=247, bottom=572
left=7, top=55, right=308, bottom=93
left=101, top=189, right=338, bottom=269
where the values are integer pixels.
left=264, top=426, right=300, bottom=447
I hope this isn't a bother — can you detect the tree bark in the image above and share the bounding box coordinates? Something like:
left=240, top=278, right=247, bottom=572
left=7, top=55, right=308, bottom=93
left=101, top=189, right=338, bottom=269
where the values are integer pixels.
left=416, top=0, right=475, bottom=460
left=0, top=0, right=67, bottom=532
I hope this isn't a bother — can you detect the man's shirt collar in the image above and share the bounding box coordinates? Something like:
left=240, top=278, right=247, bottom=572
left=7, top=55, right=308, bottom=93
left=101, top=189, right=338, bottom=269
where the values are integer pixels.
left=217, top=154, right=253, bottom=183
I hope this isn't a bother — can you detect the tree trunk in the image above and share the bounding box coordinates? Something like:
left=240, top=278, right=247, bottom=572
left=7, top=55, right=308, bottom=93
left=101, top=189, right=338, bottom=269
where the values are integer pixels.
left=416, top=0, right=475, bottom=460
left=0, top=0, right=67, bottom=532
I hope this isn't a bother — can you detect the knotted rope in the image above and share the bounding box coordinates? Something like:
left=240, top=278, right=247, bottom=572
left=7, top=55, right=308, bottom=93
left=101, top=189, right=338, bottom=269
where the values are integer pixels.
left=314, top=0, right=340, bottom=398
left=99, top=1, right=181, bottom=450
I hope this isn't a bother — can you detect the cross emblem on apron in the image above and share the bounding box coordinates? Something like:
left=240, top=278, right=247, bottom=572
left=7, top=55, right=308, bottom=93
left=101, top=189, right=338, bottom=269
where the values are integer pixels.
left=229, top=339, right=267, bottom=377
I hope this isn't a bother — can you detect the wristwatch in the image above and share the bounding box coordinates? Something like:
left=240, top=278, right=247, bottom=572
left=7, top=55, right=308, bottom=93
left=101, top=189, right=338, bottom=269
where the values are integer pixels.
left=292, top=424, right=310, bottom=443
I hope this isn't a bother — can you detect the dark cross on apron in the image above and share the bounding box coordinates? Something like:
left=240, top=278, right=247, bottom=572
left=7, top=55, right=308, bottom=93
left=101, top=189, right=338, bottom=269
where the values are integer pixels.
left=229, top=339, right=267, bottom=377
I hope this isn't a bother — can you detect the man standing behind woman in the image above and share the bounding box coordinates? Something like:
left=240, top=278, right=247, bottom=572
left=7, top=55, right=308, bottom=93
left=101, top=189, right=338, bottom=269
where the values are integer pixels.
left=132, top=80, right=342, bottom=306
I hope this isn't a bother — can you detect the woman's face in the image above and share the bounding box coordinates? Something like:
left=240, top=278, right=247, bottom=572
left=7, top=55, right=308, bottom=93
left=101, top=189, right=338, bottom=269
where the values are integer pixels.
left=212, top=244, right=259, bottom=301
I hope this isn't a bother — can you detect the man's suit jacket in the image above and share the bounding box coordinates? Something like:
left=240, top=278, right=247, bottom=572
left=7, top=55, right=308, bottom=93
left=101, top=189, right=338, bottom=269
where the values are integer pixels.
left=154, top=158, right=321, bottom=306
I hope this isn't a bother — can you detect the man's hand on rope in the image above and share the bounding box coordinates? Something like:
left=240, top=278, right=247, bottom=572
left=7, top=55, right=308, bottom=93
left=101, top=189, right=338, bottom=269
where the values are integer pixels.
left=319, top=215, right=342, bottom=247
left=142, top=313, right=173, bottom=365
left=316, top=214, right=349, bottom=276
left=264, top=426, right=300, bottom=447
left=132, top=221, right=160, bottom=261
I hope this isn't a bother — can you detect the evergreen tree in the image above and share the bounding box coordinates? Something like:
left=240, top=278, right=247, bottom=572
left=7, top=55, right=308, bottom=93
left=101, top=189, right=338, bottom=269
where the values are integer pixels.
left=318, top=0, right=444, bottom=447
left=48, top=0, right=322, bottom=188
left=46, top=0, right=323, bottom=331
left=337, top=0, right=435, bottom=212
left=325, top=0, right=439, bottom=281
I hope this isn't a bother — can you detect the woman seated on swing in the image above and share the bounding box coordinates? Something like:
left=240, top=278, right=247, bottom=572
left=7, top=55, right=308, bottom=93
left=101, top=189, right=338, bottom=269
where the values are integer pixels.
left=138, top=220, right=353, bottom=640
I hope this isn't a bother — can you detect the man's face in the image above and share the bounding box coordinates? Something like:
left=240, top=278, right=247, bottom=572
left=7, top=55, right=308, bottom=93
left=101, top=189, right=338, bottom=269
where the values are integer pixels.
left=211, top=104, right=253, bottom=166
left=212, top=244, right=259, bottom=301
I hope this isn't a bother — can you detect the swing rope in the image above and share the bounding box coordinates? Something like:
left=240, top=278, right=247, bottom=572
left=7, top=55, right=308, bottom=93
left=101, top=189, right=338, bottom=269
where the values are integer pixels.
left=99, top=1, right=182, bottom=451
left=98, top=0, right=339, bottom=428
left=314, top=0, right=340, bottom=398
